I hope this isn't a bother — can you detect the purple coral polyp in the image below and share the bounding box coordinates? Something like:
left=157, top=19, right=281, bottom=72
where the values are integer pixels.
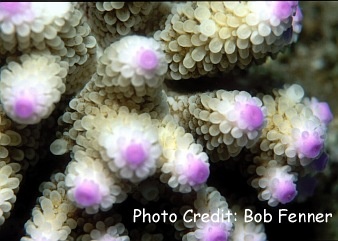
left=204, top=225, right=228, bottom=241
left=298, top=131, right=323, bottom=159
left=272, top=1, right=298, bottom=20
left=0, top=2, right=30, bottom=14
left=138, top=49, right=158, bottom=71
left=14, top=96, right=35, bottom=119
left=313, top=102, right=333, bottom=125
left=186, top=154, right=210, bottom=185
left=274, top=179, right=297, bottom=204
left=123, top=142, right=148, bottom=167
left=239, top=103, right=264, bottom=131
left=0, top=2, right=34, bottom=25
left=74, top=180, right=102, bottom=207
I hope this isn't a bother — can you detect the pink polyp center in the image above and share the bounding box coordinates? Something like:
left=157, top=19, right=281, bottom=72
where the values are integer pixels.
left=274, top=179, right=297, bottom=204
left=35, top=235, right=50, bottom=241
left=204, top=226, right=228, bottom=241
left=138, top=49, right=158, bottom=71
left=186, top=154, right=210, bottom=184
left=74, top=180, right=102, bottom=207
left=313, top=102, right=333, bottom=125
left=0, top=2, right=30, bottom=14
left=14, top=94, right=36, bottom=119
left=298, top=131, right=323, bottom=158
left=293, top=5, right=303, bottom=22
left=239, top=103, right=264, bottom=130
left=273, top=1, right=297, bottom=20
left=124, top=142, right=148, bottom=166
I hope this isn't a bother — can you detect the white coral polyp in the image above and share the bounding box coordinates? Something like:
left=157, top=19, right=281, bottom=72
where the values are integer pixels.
left=24, top=221, right=68, bottom=241
left=288, top=112, right=326, bottom=165
left=30, top=2, right=71, bottom=25
left=304, top=97, right=333, bottom=126
left=0, top=2, right=32, bottom=21
left=105, top=35, right=168, bottom=88
left=193, top=219, right=232, bottom=241
left=255, top=164, right=298, bottom=207
left=0, top=2, right=34, bottom=34
left=90, top=223, right=130, bottom=241
left=247, top=1, right=298, bottom=45
left=65, top=153, right=122, bottom=214
left=248, top=1, right=297, bottom=26
left=232, top=216, right=266, bottom=241
left=162, top=144, right=210, bottom=193
left=217, top=90, right=266, bottom=146
left=0, top=54, right=67, bottom=124
left=99, top=113, right=162, bottom=183
left=0, top=2, right=71, bottom=36
left=293, top=125, right=325, bottom=166
left=228, top=92, right=266, bottom=134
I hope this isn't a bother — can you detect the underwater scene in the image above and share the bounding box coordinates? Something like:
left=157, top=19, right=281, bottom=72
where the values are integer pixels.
left=0, top=2, right=337, bottom=241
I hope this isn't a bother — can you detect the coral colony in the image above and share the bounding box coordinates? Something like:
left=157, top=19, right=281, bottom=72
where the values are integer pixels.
left=0, top=1, right=334, bottom=241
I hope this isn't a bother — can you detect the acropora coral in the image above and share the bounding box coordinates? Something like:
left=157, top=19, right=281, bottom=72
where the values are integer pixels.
left=0, top=1, right=337, bottom=241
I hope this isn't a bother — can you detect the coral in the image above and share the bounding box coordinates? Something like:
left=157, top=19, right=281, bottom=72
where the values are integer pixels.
left=153, top=1, right=301, bottom=80
left=0, top=2, right=97, bottom=124
left=159, top=121, right=210, bottom=193
left=251, top=84, right=330, bottom=166
left=65, top=150, right=127, bottom=214
left=250, top=155, right=298, bottom=207
left=98, top=110, right=162, bottom=183
left=89, top=222, right=130, bottom=241
left=230, top=205, right=266, bottom=241
left=0, top=51, right=69, bottom=124
left=0, top=161, right=21, bottom=225
left=167, top=89, right=267, bottom=161
left=21, top=172, right=77, bottom=241
left=0, top=2, right=336, bottom=241
left=82, top=2, right=167, bottom=48
left=95, top=34, right=168, bottom=98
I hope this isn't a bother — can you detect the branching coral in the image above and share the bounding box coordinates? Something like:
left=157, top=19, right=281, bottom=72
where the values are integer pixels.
left=181, top=187, right=233, bottom=241
left=0, top=2, right=71, bottom=51
left=159, top=115, right=210, bottom=193
left=153, top=1, right=301, bottom=80
left=95, top=34, right=168, bottom=98
left=81, top=2, right=171, bottom=48
left=230, top=205, right=267, bottom=241
left=98, top=110, right=162, bottom=183
left=0, top=104, right=43, bottom=225
left=21, top=172, right=78, bottom=241
left=65, top=150, right=127, bottom=214
left=249, top=154, right=298, bottom=207
left=0, top=2, right=97, bottom=124
left=0, top=51, right=69, bottom=124
left=253, top=84, right=331, bottom=167
left=0, top=1, right=335, bottom=241
left=167, top=89, right=267, bottom=161
left=0, top=160, right=21, bottom=225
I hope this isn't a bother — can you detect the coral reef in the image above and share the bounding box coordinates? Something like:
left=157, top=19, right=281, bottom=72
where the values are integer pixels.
left=0, top=1, right=337, bottom=241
